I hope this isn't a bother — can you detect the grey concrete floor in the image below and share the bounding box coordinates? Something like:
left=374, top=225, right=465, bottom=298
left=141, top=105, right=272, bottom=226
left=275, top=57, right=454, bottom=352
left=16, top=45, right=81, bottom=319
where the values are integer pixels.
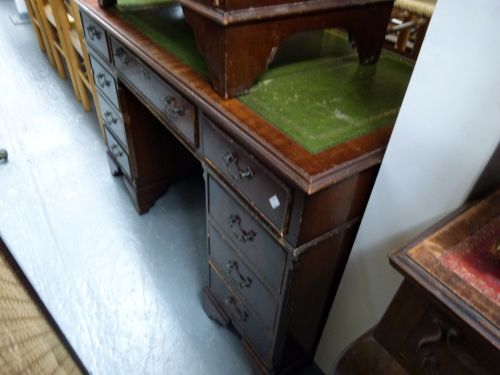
left=0, top=1, right=255, bottom=373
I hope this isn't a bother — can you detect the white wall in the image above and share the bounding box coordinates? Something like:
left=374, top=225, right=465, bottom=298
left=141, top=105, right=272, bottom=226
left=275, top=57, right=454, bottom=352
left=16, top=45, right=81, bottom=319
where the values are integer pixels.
left=315, top=0, right=500, bottom=372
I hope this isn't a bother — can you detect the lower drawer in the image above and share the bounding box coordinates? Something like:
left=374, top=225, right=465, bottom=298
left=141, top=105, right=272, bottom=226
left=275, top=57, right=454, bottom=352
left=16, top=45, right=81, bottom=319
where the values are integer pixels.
left=97, top=92, right=127, bottom=150
left=105, top=128, right=131, bottom=178
left=209, top=223, right=278, bottom=331
left=209, top=265, right=272, bottom=363
left=207, top=175, right=287, bottom=294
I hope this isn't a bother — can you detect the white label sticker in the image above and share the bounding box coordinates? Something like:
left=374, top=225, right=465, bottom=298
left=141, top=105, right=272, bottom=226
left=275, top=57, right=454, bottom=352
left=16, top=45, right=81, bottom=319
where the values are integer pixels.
left=269, top=195, right=280, bottom=210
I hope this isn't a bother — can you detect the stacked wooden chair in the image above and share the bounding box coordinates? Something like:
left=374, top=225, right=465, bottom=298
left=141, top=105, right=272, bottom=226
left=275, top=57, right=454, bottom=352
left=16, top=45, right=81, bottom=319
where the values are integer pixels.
left=385, top=0, right=436, bottom=59
left=24, top=0, right=57, bottom=68
left=24, top=0, right=105, bottom=138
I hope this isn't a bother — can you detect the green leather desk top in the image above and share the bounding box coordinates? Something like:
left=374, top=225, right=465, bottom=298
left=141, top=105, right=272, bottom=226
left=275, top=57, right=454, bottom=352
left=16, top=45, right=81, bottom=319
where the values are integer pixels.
left=113, top=2, right=414, bottom=154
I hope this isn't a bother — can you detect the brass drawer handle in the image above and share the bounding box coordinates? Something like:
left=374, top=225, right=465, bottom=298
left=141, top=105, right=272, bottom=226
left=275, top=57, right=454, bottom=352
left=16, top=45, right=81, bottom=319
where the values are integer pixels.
left=163, top=95, right=185, bottom=117
left=224, top=296, right=248, bottom=322
left=86, top=25, right=102, bottom=41
left=110, top=144, right=123, bottom=158
left=223, top=152, right=253, bottom=182
left=226, top=260, right=252, bottom=289
left=227, top=214, right=256, bottom=243
left=97, top=73, right=111, bottom=88
left=104, top=111, right=118, bottom=126
left=114, top=47, right=130, bottom=66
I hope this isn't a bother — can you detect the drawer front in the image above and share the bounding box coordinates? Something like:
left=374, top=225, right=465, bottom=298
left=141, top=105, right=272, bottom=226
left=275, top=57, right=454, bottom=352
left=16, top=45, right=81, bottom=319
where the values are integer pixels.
left=90, top=55, right=119, bottom=109
left=399, top=307, right=497, bottom=375
left=208, top=175, right=286, bottom=294
left=209, top=223, right=278, bottom=330
left=209, top=266, right=272, bottom=363
left=202, top=115, right=291, bottom=233
left=81, top=12, right=109, bottom=62
left=111, top=39, right=196, bottom=146
left=97, top=92, right=127, bottom=150
left=105, top=128, right=131, bottom=178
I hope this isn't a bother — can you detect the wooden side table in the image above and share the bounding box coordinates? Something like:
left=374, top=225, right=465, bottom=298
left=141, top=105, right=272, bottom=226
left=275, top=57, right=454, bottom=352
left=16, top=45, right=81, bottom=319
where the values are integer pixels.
left=335, top=189, right=500, bottom=374
left=179, top=0, right=395, bottom=97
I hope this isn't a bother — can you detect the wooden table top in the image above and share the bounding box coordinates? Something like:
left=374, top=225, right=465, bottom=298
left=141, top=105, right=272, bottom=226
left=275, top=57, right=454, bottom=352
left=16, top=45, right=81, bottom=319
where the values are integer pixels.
left=78, top=0, right=412, bottom=194
left=390, top=189, right=500, bottom=350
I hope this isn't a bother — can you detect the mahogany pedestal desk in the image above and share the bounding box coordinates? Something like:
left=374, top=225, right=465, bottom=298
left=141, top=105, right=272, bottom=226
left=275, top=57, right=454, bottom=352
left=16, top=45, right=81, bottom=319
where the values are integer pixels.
left=75, top=1, right=413, bottom=372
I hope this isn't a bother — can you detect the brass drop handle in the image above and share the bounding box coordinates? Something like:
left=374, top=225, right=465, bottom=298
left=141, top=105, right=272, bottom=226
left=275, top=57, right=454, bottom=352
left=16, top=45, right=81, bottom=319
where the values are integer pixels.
left=164, top=95, right=185, bottom=117
left=223, top=152, right=253, bottom=182
left=226, top=260, right=252, bottom=289
left=224, top=296, right=248, bottom=322
left=227, top=214, right=256, bottom=243
left=104, top=111, right=117, bottom=126
left=86, top=25, right=102, bottom=41
left=97, top=73, right=111, bottom=88
left=114, top=47, right=130, bottom=66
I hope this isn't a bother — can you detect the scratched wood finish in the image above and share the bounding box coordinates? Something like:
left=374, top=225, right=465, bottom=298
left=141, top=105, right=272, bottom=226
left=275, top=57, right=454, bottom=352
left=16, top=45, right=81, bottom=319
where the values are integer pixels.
left=181, top=0, right=394, bottom=97
left=77, top=0, right=393, bottom=195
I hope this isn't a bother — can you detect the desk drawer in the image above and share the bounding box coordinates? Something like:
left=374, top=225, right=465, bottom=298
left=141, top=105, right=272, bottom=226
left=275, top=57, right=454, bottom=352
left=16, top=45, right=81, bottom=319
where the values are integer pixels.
left=202, top=115, right=291, bottom=233
left=399, top=306, right=498, bottom=375
left=208, top=175, right=286, bottom=294
left=97, top=92, right=127, bottom=150
left=209, top=223, right=278, bottom=330
left=209, top=265, right=272, bottom=363
left=105, top=128, right=131, bottom=178
left=110, top=39, right=196, bottom=146
left=90, top=55, right=119, bottom=109
left=81, top=12, right=109, bottom=62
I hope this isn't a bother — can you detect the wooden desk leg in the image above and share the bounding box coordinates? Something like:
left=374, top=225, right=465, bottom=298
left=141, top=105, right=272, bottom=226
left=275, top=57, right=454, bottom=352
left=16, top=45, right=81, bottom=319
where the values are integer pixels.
left=114, top=84, right=173, bottom=215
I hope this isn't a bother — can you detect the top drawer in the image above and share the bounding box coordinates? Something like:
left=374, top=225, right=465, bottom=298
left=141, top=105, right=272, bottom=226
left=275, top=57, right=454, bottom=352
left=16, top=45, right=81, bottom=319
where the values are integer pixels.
left=110, top=38, right=197, bottom=147
left=202, top=115, right=292, bottom=234
left=81, top=12, right=109, bottom=62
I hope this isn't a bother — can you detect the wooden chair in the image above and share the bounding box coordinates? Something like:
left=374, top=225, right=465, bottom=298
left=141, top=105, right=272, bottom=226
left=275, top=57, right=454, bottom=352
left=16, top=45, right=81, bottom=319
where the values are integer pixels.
left=385, top=0, right=436, bottom=59
left=48, top=0, right=106, bottom=138
left=69, top=0, right=106, bottom=138
left=24, top=0, right=57, bottom=68
left=35, top=0, right=81, bottom=99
